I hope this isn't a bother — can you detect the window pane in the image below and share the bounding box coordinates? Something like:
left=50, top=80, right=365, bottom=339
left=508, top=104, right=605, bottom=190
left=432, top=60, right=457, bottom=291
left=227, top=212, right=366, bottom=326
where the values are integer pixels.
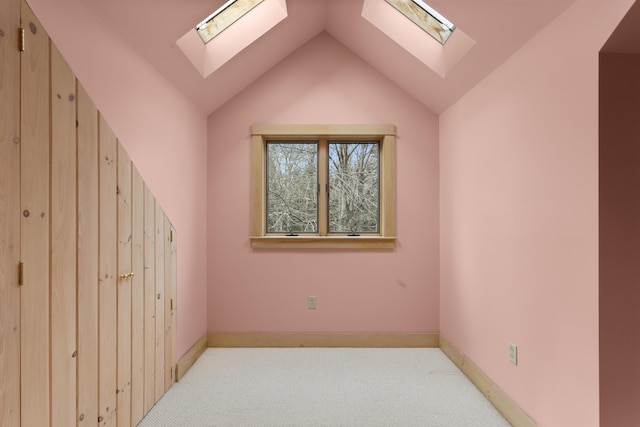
left=329, top=142, right=379, bottom=233
left=385, top=0, right=455, bottom=44
left=196, top=0, right=265, bottom=44
left=266, top=142, right=318, bottom=233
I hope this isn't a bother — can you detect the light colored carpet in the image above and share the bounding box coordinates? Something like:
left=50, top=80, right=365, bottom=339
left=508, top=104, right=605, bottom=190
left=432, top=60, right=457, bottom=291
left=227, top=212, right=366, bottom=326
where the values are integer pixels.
left=138, top=348, right=511, bottom=426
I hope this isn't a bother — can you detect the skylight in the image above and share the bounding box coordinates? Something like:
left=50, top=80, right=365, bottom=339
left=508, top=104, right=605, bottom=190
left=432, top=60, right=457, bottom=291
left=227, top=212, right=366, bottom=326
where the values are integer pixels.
left=385, top=0, right=455, bottom=44
left=196, top=0, right=265, bottom=44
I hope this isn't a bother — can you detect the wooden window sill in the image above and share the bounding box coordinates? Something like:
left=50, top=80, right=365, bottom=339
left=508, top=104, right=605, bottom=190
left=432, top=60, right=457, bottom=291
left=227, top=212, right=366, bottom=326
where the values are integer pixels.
left=250, top=236, right=397, bottom=249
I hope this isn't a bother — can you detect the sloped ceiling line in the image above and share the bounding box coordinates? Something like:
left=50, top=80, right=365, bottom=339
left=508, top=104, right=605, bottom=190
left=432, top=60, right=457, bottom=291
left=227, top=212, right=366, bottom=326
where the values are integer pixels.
left=81, top=0, right=577, bottom=115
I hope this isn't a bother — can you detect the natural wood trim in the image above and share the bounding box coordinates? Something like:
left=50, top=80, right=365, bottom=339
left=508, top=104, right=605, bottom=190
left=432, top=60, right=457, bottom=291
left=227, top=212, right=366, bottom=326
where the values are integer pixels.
left=250, top=124, right=397, bottom=249
left=317, top=138, right=328, bottom=235
left=438, top=334, right=464, bottom=368
left=439, top=335, right=537, bottom=427
left=251, top=124, right=395, bottom=137
left=381, top=134, right=396, bottom=236
left=250, top=134, right=264, bottom=237
left=250, top=236, right=396, bottom=249
left=176, top=334, right=208, bottom=382
left=208, top=333, right=439, bottom=348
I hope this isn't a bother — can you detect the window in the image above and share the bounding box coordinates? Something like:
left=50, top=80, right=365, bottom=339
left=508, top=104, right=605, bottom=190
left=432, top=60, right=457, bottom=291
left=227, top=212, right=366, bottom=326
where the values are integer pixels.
left=251, top=125, right=396, bottom=249
left=385, top=0, right=455, bottom=44
left=196, top=0, right=265, bottom=44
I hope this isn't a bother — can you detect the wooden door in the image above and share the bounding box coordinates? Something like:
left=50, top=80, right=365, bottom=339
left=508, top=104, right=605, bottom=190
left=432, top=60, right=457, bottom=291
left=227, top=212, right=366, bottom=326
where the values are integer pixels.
left=50, top=42, right=78, bottom=426
left=154, top=203, right=166, bottom=401
left=0, top=0, right=21, bottom=424
left=99, top=115, right=118, bottom=426
left=3, top=2, right=179, bottom=425
left=77, top=82, right=100, bottom=426
left=20, top=2, right=50, bottom=424
left=117, top=143, right=133, bottom=426
left=165, top=219, right=177, bottom=389
left=131, top=166, right=145, bottom=425
left=143, top=185, right=156, bottom=413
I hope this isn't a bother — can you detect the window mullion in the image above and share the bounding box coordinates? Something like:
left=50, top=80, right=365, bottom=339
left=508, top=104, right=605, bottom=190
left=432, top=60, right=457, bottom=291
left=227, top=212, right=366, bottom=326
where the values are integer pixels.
left=317, top=139, right=328, bottom=236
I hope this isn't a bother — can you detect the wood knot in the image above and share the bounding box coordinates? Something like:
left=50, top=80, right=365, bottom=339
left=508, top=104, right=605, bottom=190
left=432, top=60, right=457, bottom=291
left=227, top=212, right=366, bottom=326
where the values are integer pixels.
left=13, top=137, right=19, bottom=144
left=69, top=94, right=75, bottom=101
left=97, top=416, right=103, bottom=422
left=72, top=350, right=77, bottom=358
left=79, top=414, right=84, bottom=421
left=23, top=210, right=29, bottom=218
left=40, top=212, right=45, bottom=218
left=0, top=29, right=5, bottom=38
left=29, top=22, right=36, bottom=34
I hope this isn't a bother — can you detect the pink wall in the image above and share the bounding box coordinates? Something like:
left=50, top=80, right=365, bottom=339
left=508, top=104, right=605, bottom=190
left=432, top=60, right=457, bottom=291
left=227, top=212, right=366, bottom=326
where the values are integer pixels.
left=600, top=53, right=640, bottom=426
left=207, top=33, right=439, bottom=334
left=439, top=0, right=634, bottom=425
left=26, top=0, right=209, bottom=358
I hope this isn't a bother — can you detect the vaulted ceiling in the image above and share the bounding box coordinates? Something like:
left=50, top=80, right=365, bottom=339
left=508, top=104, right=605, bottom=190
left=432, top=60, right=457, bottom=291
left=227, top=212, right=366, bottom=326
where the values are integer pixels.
left=80, top=0, right=577, bottom=115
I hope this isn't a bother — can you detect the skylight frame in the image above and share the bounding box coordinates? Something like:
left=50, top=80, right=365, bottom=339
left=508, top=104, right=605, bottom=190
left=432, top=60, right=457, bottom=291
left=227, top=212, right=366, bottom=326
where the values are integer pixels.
left=385, top=0, right=456, bottom=45
left=196, top=0, right=265, bottom=44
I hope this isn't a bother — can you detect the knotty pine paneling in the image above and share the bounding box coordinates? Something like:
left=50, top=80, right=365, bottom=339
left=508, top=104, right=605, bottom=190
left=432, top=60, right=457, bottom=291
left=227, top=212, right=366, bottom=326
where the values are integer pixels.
left=165, top=218, right=176, bottom=390
left=7, top=2, right=178, bottom=425
left=98, top=115, right=118, bottom=426
left=77, top=82, right=100, bottom=426
left=20, top=1, right=50, bottom=424
left=50, top=43, right=78, bottom=427
left=131, top=166, right=145, bottom=425
left=143, top=185, right=156, bottom=413
left=154, top=202, right=166, bottom=401
left=0, top=0, right=21, bottom=423
left=117, top=142, right=132, bottom=426
left=170, top=224, right=178, bottom=388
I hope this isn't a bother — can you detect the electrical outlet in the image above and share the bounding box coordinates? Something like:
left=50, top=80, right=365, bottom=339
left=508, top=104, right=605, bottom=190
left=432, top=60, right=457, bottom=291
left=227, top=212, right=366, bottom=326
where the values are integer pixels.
left=308, top=295, right=317, bottom=309
left=509, top=342, right=518, bottom=365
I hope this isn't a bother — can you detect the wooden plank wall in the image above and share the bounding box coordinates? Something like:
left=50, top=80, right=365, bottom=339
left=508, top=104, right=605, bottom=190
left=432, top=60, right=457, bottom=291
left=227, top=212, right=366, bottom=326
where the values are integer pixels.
left=50, top=42, right=78, bottom=427
left=0, top=0, right=21, bottom=424
left=99, top=113, right=118, bottom=427
left=131, top=166, right=145, bottom=426
left=20, top=2, right=51, bottom=425
left=170, top=224, right=178, bottom=390
left=77, top=83, right=100, bottom=426
left=165, top=219, right=176, bottom=391
left=117, top=143, right=133, bottom=426
left=0, top=2, right=179, bottom=425
left=143, top=184, right=156, bottom=414
left=154, top=203, right=166, bottom=401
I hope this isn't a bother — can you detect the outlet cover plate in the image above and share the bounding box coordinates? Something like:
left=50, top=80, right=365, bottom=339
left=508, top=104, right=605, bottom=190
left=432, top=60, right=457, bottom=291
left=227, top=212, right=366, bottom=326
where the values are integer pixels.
left=308, top=295, right=317, bottom=309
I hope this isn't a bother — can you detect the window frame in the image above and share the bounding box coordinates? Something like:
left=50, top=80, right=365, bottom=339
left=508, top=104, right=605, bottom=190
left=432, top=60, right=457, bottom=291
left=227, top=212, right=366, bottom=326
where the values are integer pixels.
left=251, top=124, right=396, bottom=249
